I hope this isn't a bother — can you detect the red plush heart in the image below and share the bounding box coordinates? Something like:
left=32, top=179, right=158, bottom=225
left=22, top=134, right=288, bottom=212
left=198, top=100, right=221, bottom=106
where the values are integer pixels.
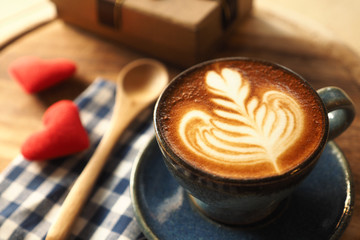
left=8, top=56, right=76, bottom=94
left=21, top=100, right=90, bottom=161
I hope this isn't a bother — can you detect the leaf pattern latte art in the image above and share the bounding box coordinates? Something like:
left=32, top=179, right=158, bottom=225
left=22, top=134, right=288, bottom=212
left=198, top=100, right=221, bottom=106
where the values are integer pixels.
left=178, top=68, right=304, bottom=173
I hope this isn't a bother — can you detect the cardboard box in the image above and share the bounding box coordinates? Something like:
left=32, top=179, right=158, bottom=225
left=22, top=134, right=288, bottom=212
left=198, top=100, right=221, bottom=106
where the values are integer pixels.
left=51, top=0, right=252, bottom=66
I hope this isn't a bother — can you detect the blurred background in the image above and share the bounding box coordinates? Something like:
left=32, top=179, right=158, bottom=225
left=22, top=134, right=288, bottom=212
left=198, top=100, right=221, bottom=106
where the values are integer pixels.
left=1, top=0, right=359, bottom=55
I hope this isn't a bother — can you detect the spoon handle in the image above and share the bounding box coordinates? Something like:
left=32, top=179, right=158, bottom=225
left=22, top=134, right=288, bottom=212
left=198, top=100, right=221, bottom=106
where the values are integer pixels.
left=46, top=98, right=139, bottom=240
left=45, top=128, right=119, bottom=239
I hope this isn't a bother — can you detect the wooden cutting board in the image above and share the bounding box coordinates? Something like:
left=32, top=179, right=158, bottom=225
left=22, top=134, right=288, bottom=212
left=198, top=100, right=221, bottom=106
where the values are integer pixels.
left=0, top=3, right=359, bottom=239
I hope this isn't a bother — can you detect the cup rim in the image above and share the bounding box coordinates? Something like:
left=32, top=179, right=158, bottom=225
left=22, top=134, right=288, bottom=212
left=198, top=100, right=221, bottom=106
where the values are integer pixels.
left=154, top=57, right=329, bottom=186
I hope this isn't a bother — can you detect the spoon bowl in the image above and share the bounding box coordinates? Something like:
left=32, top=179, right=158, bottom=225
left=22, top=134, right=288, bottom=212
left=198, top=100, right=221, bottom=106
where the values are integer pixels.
left=119, top=59, right=168, bottom=102
left=46, top=58, right=169, bottom=240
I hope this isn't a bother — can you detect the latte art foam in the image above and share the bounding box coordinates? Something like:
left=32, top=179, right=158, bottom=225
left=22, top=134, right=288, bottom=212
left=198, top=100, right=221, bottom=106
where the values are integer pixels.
left=156, top=60, right=326, bottom=179
left=179, top=68, right=304, bottom=173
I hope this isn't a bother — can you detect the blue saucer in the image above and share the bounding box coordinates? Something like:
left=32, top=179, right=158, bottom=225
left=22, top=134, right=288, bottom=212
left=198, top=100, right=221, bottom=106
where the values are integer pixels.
left=130, top=137, right=354, bottom=240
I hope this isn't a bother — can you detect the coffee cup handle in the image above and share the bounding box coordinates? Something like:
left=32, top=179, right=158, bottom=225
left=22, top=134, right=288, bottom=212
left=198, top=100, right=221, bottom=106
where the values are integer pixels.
left=317, top=87, right=355, bottom=140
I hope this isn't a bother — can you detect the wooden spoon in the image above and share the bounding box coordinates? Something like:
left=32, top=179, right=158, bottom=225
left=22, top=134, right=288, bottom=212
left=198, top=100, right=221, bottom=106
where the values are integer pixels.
left=46, top=58, right=169, bottom=240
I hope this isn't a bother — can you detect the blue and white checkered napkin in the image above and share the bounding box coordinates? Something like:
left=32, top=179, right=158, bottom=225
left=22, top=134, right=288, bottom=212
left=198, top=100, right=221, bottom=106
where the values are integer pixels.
left=0, top=79, right=154, bottom=239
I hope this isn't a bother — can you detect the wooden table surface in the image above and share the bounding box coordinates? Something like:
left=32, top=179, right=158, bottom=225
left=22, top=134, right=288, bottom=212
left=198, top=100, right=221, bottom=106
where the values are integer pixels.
left=0, top=2, right=359, bottom=239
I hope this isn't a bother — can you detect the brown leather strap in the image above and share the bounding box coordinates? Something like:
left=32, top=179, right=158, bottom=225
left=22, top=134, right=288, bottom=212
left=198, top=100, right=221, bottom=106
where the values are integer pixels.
left=97, top=0, right=124, bottom=29
left=219, top=0, right=238, bottom=29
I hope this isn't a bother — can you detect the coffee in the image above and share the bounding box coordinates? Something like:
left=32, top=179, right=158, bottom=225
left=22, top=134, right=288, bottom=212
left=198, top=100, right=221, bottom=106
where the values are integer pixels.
left=155, top=59, right=327, bottom=179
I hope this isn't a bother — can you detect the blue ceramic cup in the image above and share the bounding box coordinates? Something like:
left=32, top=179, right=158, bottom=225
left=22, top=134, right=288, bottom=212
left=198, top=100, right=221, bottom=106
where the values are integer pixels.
left=153, top=58, right=355, bottom=225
